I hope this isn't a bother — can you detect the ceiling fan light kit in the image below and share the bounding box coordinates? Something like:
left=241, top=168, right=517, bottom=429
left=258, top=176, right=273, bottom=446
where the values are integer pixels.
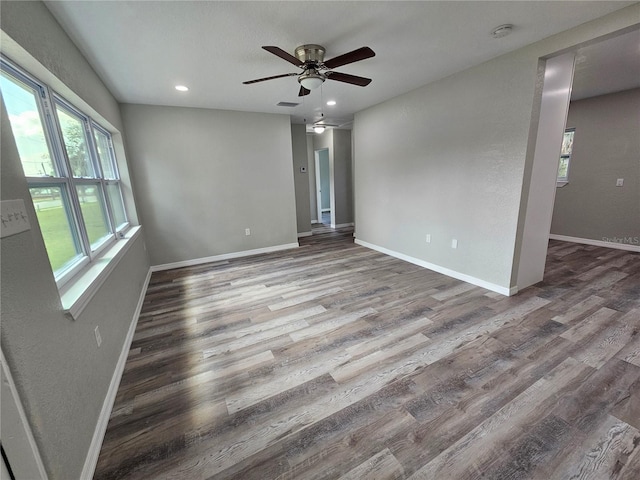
left=299, top=69, right=324, bottom=90
left=243, top=44, right=375, bottom=96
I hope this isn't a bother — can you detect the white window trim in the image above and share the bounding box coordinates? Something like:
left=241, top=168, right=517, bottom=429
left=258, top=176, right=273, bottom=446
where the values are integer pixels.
left=61, top=225, right=141, bottom=320
left=2, top=55, right=133, bottom=295
left=556, top=127, right=575, bottom=187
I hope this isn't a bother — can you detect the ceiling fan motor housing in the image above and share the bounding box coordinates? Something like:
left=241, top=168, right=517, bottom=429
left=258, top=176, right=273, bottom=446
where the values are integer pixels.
left=295, top=44, right=326, bottom=65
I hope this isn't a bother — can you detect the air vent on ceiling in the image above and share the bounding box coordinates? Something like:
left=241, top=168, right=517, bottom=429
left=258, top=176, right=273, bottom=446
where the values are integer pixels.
left=277, top=101, right=300, bottom=107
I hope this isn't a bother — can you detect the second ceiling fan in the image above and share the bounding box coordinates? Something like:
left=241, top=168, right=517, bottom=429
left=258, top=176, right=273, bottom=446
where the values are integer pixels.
left=243, top=44, right=375, bottom=96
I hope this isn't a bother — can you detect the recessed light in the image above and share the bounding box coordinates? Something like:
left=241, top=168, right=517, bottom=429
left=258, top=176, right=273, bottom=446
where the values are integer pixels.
left=175, top=85, right=189, bottom=92
left=326, top=100, right=337, bottom=106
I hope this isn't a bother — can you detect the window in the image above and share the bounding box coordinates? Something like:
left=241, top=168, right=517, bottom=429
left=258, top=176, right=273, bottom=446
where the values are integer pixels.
left=1, top=57, right=129, bottom=286
left=557, top=128, right=575, bottom=185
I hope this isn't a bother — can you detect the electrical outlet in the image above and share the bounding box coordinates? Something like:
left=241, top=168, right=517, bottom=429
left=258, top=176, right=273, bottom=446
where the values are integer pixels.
left=94, top=326, right=102, bottom=347
left=426, top=234, right=431, bottom=243
left=616, top=178, right=624, bottom=187
left=451, top=239, right=458, bottom=249
left=245, top=228, right=251, bottom=236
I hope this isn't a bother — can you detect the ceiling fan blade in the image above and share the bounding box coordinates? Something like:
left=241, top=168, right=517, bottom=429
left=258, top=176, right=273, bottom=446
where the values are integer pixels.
left=243, top=72, right=298, bottom=84
left=262, top=46, right=304, bottom=66
left=326, top=71, right=372, bottom=87
left=323, top=46, right=375, bottom=69
left=298, top=86, right=311, bottom=97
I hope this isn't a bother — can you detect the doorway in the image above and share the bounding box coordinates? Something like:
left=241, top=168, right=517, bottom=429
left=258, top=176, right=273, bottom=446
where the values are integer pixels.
left=314, top=148, right=331, bottom=225
left=516, top=27, right=640, bottom=291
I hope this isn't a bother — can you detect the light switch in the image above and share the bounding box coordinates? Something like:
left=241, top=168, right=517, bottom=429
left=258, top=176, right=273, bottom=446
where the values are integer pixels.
left=616, top=178, right=624, bottom=187
left=451, top=239, right=458, bottom=249
left=1, top=199, right=31, bottom=238
left=426, top=234, right=431, bottom=244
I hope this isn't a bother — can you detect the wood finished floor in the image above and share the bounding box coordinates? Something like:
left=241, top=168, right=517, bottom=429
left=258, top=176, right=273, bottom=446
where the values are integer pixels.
left=95, top=228, right=640, bottom=480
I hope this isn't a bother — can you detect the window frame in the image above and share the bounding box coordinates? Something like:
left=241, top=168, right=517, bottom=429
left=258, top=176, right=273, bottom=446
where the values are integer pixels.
left=1, top=56, right=130, bottom=288
left=557, top=127, right=575, bottom=187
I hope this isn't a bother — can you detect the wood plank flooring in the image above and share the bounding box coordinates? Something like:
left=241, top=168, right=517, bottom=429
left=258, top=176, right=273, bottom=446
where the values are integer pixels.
left=94, top=228, right=640, bottom=480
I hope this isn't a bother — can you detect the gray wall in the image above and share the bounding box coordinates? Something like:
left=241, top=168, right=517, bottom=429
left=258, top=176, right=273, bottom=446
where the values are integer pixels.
left=333, top=129, right=354, bottom=226
left=354, top=6, right=638, bottom=291
left=291, top=124, right=311, bottom=235
left=1, top=3, right=150, bottom=479
left=121, top=104, right=298, bottom=266
left=551, top=88, right=640, bottom=243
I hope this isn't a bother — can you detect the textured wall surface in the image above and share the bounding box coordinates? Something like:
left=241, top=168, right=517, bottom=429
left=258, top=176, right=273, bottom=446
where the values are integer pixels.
left=354, top=5, right=639, bottom=291
left=1, top=3, right=150, bottom=478
left=291, top=124, right=311, bottom=234
left=551, top=88, right=640, bottom=243
left=354, top=48, right=533, bottom=289
left=1, top=100, right=150, bottom=479
left=121, top=104, right=298, bottom=266
left=333, top=129, right=354, bottom=226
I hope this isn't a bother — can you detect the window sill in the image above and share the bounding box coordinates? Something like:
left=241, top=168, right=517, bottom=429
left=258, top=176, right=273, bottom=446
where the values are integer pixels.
left=556, top=181, right=569, bottom=187
left=61, top=226, right=141, bottom=320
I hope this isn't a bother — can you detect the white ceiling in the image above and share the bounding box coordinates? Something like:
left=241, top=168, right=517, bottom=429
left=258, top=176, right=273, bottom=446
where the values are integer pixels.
left=571, top=28, right=640, bottom=101
left=44, top=1, right=637, bottom=126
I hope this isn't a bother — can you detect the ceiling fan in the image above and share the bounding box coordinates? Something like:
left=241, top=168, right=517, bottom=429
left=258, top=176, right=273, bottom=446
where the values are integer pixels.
left=243, top=44, right=375, bottom=96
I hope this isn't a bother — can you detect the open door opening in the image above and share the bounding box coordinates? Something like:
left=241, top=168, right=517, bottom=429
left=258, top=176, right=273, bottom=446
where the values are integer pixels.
left=314, top=148, right=331, bottom=226
left=515, top=27, right=640, bottom=292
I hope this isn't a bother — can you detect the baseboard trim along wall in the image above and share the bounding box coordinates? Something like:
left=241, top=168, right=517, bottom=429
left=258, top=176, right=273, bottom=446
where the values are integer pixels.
left=333, top=222, right=355, bottom=229
left=81, top=267, right=152, bottom=480
left=297, top=231, right=312, bottom=238
left=354, top=238, right=516, bottom=296
left=151, top=243, right=300, bottom=272
left=549, top=234, right=640, bottom=252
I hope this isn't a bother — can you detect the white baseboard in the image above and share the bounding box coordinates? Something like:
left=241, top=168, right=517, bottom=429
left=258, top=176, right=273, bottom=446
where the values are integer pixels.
left=311, top=220, right=319, bottom=224
left=80, top=267, right=152, bottom=480
left=333, top=222, right=355, bottom=229
left=151, top=243, right=300, bottom=272
left=549, top=234, right=640, bottom=252
left=297, top=231, right=312, bottom=238
left=354, top=238, right=515, bottom=296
